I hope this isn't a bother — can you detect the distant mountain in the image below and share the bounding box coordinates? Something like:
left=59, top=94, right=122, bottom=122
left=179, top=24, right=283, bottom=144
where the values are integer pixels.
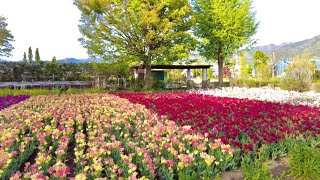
left=0, top=59, right=7, bottom=62
left=253, top=35, right=320, bottom=60
left=57, top=58, right=102, bottom=64
left=254, top=44, right=280, bottom=52
left=254, top=42, right=292, bottom=53
left=57, top=58, right=88, bottom=64
left=276, top=36, right=320, bottom=60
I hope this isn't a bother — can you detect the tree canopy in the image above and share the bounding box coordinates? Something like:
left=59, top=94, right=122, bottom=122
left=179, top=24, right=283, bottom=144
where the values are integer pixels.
left=23, top=52, right=27, bottom=64
left=75, top=0, right=198, bottom=89
left=0, top=16, right=14, bottom=57
left=74, top=0, right=196, bottom=66
left=75, top=0, right=259, bottom=88
left=193, top=0, right=258, bottom=86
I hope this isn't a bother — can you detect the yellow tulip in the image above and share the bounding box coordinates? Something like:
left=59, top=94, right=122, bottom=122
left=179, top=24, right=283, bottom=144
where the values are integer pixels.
left=75, top=173, right=87, bottom=180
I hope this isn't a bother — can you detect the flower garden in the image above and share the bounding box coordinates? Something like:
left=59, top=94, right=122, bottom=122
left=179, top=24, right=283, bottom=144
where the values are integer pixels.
left=0, top=94, right=234, bottom=179
left=0, top=90, right=319, bottom=179
left=116, top=92, right=320, bottom=150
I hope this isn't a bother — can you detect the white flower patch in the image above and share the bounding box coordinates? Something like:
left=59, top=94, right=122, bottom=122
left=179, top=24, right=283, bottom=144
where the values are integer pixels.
left=190, top=87, right=320, bottom=108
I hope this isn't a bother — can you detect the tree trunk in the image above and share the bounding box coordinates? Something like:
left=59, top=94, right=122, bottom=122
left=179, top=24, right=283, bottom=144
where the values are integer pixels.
left=136, top=62, right=145, bottom=89
left=217, top=51, right=224, bottom=88
left=143, top=61, right=153, bottom=90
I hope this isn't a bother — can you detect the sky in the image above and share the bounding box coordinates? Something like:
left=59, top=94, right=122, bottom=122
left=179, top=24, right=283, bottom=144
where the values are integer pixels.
left=1, top=0, right=320, bottom=61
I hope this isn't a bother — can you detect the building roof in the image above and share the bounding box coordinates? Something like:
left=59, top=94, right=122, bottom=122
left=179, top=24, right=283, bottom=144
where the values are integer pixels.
left=131, top=64, right=211, bottom=70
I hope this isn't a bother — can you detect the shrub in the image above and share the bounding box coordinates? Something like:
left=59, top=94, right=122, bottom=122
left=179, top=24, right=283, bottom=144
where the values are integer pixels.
left=234, top=78, right=259, bottom=88
left=234, top=78, right=280, bottom=88
left=267, top=77, right=280, bottom=84
left=280, top=52, right=316, bottom=92
left=289, top=144, right=320, bottom=179
left=314, top=79, right=320, bottom=84
left=314, top=70, right=320, bottom=79
left=152, top=80, right=166, bottom=89
left=131, top=85, right=142, bottom=92
left=212, top=81, right=230, bottom=87
left=280, top=76, right=310, bottom=92
left=310, top=83, right=320, bottom=92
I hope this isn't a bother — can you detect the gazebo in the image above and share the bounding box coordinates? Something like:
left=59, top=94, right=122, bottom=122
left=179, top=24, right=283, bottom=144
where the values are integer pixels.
left=131, top=64, right=212, bottom=88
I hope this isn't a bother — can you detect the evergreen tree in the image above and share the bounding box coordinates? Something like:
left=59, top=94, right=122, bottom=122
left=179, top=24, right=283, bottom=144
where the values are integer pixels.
left=35, top=48, right=40, bottom=63
left=50, top=56, right=58, bottom=81
left=28, top=47, right=33, bottom=63
left=52, top=56, right=57, bottom=64
left=23, top=52, right=27, bottom=64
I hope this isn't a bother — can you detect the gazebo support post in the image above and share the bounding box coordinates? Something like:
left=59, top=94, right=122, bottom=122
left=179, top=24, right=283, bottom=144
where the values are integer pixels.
left=202, top=68, right=209, bottom=89
left=186, top=69, right=193, bottom=89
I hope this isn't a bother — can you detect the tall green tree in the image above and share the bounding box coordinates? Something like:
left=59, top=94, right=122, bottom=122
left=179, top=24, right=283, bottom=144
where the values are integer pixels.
left=239, top=51, right=251, bottom=78
left=52, top=56, right=57, bottom=64
left=253, top=50, right=270, bottom=83
left=0, top=16, right=14, bottom=57
left=35, top=48, right=40, bottom=63
left=253, top=50, right=269, bottom=68
left=193, top=0, right=258, bottom=87
left=23, top=52, right=27, bottom=64
left=49, top=56, right=58, bottom=80
left=28, top=46, right=33, bottom=63
left=74, top=0, right=196, bottom=89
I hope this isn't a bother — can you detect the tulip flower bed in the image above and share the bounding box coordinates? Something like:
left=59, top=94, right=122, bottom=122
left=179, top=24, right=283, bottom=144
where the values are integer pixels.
left=0, top=94, right=235, bottom=179
left=0, top=95, right=30, bottom=110
left=116, top=92, right=320, bottom=151
left=191, top=87, right=320, bottom=107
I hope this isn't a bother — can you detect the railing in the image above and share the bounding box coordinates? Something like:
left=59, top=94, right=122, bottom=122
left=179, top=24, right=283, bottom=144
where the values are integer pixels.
left=0, top=81, right=93, bottom=89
